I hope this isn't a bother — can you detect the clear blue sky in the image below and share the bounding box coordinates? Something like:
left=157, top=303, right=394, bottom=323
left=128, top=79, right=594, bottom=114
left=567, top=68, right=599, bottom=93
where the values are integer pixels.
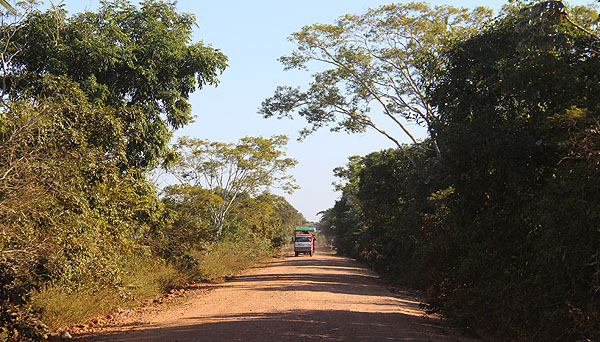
left=60, top=0, right=595, bottom=221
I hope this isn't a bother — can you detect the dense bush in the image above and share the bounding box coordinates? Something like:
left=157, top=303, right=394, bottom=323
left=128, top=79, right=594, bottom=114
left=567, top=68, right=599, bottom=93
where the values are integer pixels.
left=0, top=79, right=170, bottom=340
left=0, top=85, right=303, bottom=338
left=322, top=144, right=447, bottom=285
left=160, top=186, right=304, bottom=275
left=423, top=8, right=600, bottom=340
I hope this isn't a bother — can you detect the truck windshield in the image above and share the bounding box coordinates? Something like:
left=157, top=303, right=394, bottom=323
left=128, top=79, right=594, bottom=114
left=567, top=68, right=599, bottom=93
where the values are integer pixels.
left=295, top=236, right=312, bottom=242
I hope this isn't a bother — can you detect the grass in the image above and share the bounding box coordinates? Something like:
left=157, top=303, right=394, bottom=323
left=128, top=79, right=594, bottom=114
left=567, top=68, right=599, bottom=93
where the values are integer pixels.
left=32, top=286, right=122, bottom=330
left=188, top=237, right=274, bottom=282
left=31, top=237, right=278, bottom=331
left=31, top=254, right=186, bottom=330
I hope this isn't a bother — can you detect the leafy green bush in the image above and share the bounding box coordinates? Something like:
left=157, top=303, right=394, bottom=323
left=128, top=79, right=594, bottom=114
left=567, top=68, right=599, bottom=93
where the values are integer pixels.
left=423, top=6, right=600, bottom=340
left=0, top=79, right=173, bottom=338
left=323, top=144, right=446, bottom=286
left=0, top=1, right=230, bottom=338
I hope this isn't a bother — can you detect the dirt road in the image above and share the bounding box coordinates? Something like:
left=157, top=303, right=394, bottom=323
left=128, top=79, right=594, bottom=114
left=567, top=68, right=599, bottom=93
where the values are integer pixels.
left=76, top=248, right=473, bottom=341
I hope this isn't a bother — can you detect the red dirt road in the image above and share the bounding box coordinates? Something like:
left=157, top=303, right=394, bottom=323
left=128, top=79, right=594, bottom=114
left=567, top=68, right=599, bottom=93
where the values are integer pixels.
left=76, top=249, right=474, bottom=341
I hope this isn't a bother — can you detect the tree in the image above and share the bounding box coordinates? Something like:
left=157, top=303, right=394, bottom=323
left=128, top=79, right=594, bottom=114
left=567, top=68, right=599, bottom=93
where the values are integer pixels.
left=268, top=194, right=306, bottom=246
left=0, top=77, right=171, bottom=340
left=259, top=2, right=492, bottom=165
left=0, top=1, right=228, bottom=337
left=423, top=2, right=600, bottom=339
left=233, top=193, right=304, bottom=247
left=169, top=135, right=298, bottom=236
left=160, top=184, right=220, bottom=251
left=516, top=0, right=600, bottom=50
left=3, top=0, right=228, bottom=170
left=324, top=142, right=445, bottom=284
left=0, top=1, right=12, bottom=11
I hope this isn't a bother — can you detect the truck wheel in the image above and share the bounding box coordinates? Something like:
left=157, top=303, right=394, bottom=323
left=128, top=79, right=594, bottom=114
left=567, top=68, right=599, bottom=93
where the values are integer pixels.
left=295, top=252, right=299, bottom=257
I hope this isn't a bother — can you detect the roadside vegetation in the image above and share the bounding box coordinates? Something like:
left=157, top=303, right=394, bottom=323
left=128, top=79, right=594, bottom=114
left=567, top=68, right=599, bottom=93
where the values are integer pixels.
left=0, top=1, right=303, bottom=340
left=2, top=0, right=598, bottom=341
left=267, top=1, right=600, bottom=341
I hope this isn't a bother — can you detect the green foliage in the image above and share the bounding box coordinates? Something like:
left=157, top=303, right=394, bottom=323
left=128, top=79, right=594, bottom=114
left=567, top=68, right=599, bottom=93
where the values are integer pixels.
left=323, top=143, right=446, bottom=285
left=320, top=191, right=364, bottom=257
left=260, top=2, right=493, bottom=164
left=319, top=2, right=600, bottom=340
left=422, top=3, right=600, bottom=340
left=233, top=193, right=305, bottom=248
left=0, top=78, right=170, bottom=339
left=154, top=187, right=303, bottom=282
left=0, top=1, right=231, bottom=337
left=4, top=0, right=228, bottom=170
left=169, top=135, right=298, bottom=236
left=0, top=85, right=299, bottom=338
left=159, top=184, right=219, bottom=255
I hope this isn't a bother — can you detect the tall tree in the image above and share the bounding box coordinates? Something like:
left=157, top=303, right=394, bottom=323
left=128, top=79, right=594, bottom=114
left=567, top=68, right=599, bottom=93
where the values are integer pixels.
left=325, top=142, right=444, bottom=284
left=0, top=2, right=227, bottom=338
left=169, top=135, right=298, bottom=236
left=259, top=2, right=492, bottom=165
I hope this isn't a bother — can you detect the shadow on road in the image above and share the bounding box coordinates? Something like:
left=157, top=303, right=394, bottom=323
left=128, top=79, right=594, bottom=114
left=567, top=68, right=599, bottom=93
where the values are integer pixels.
left=228, top=272, right=387, bottom=297
left=73, top=247, right=473, bottom=342
left=227, top=249, right=398, bottom=298
left=76, top=309, right=453, bottom=342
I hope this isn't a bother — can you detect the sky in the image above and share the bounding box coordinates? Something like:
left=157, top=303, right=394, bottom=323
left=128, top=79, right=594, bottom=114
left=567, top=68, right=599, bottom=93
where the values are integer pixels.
left=58, top=0, right=595, bottom=222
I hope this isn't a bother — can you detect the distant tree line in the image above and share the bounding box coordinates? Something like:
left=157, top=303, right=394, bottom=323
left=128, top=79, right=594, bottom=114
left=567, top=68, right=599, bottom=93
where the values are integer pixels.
left=269, top=1, right=600, bottom=341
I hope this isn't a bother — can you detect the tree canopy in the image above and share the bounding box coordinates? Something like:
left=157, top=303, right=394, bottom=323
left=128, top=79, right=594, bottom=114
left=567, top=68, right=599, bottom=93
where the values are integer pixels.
left=3, top=0, right=228, bottom=170
left=0, top=1, right=231, bottom=339
left=168, top=135, right=298, bottom=236
left=259, top=2, right=492, bottom=164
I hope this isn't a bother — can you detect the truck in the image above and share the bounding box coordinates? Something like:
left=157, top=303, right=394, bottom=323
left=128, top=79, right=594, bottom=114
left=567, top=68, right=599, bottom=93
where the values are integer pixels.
left=293, top=227, right=316, bottom=257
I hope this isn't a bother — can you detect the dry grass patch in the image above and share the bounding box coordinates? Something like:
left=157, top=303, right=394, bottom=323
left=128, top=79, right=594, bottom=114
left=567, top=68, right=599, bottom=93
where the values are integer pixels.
left=31, top=255, right=186, bottom=330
